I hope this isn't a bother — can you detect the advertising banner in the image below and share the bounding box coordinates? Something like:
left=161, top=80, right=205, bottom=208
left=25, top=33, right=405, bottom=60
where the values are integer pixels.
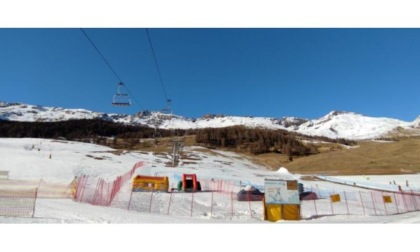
left=264, top=179, right=299, bottom=205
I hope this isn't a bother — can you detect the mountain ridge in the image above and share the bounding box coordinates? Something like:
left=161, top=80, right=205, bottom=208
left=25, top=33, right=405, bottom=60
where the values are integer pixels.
left=1, top=101, right=419, bottom=140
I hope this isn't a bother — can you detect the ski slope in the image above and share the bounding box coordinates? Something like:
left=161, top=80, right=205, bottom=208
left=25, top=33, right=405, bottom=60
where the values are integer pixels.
left=1, top=137, right=420, bottom=223
left=1, top=137, right=419, bottom=252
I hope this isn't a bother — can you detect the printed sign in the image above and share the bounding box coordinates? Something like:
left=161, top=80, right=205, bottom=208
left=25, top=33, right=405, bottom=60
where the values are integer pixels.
left=264, top=179, right=300, bottom=205
left=330, top=194, right=341, bottom=203
left=383, top=195, right=393, bottom=203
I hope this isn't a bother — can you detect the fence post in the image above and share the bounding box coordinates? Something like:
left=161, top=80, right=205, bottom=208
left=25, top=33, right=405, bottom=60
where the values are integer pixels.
left=77, top=176, right=87, bottom=202
left=329, top=193, right=334, bottom=215
left=370, top=191, right=377, bottom=216
left=98, top=179, right=104, bottom=205
left=112, top=177, right=119, bottom=202
left=344, top=191, right=349, bottom=215
left=401, top=192, right=408, bottom=213
left=416, top=194, right=420, bottom=211
left=359, top=191, right=366, bottom=216
left=96, top=179, right=102, bottom=205
left=313, top=199, right=318, bottom=218
left=407, top=192, right=415, bottom=212
left=167, top=190, right=173, bottom=215
left=103, top=180, right=108, bottom=206
left=190, top=192, right=194, bottom=217
left=210, top=191, right=214, bottom=218
left=99, top=179, right=104, bottom=206
left=95, top=179, right=103, bottom=205
left=248, top=191, right=253, bottom=218
left=392, top=192, right=400, bottom=214
left=316, top=184, right=321, bottom=198
left=409, top=191, right=418, bottom=211
left=32, top=188, right=38, bottom=218
left=83, top=176, right=89, bottom=201
left=91, top=179, right=99, bottom=205
left=127, top=189, right=133, bottom=211
left=107, top=182, right=112, bottom=206
left=382, top=192, right=388, bottom=216
left=38, top=179, right=43, bottom=189
left=149, top=191, right=154, bottom=213
left=231, top=192, right=234, bottom=219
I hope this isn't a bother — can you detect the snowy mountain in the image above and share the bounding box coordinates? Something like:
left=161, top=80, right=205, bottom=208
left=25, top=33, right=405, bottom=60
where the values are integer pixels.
left=296, top=111, right=413, bottom=140
left=1, top=102, right=419, bottom=140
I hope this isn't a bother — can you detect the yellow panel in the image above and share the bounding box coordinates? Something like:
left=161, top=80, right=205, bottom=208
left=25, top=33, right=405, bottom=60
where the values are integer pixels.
left=71, top=178, right=77, bottom=198
left=383, top=195, right=393, bottom=203
left=283, top=204, right=300, bottom=220
left=265, top=204, right=282, bottom=222
left=330, top=194, right=341, bottom=202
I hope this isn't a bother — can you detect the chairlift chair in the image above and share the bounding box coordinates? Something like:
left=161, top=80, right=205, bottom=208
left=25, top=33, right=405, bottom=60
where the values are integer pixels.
left=112, top=82, right=131, bottom=106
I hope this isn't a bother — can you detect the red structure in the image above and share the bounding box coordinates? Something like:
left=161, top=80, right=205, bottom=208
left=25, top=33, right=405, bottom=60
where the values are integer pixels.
left=178, top=174, right=201, bottom=192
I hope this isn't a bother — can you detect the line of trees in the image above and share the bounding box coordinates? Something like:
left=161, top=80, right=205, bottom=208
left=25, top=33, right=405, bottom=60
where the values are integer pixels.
left=0, top=120, right=355, bottom=158
left=0, top=119, right=173, bottom=140
left=195, top=126, right=319, bottom=159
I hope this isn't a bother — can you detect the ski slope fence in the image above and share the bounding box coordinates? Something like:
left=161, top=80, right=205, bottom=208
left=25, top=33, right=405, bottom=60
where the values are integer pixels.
left=300, top=190, right=420, bottom=219
left=71, top=166, right=420, bottom=220
left=122, top=189, right=264, bottom=220
left=111, top=188, right=420, bottom=220
left=3, top=160, right=420, bottom=220
left=116, top=178, right=262, bottom=220
left=0, top=179, right=73, bottom=217
left=73, top=161, right=144, bottom=206
left=315, top=175, right=420, bottom=194
left=0, top=189, right=37, bottom=217
left=0, top=179, right=73, bottom=198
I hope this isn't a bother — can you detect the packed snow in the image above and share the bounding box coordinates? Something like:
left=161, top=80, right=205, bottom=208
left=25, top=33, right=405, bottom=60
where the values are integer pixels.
left=1, top=137, right=420, bottom=224
left=275, top=167, right=296, bottom=180
left=1, top=137, right=418, bottom=252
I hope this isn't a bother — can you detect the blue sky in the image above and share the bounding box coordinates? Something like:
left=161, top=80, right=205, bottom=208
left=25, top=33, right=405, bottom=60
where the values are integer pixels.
left=1, top=28, right=420, bottom=121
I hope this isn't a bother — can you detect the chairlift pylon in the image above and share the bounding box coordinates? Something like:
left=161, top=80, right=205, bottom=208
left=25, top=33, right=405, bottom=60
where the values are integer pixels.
left=112, top=82, right=131, bottom=106
left=160, top=99, right=172, bottom=114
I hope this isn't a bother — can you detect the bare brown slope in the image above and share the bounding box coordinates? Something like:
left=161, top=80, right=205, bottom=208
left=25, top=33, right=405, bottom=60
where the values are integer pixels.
left=110, top=135, right=420, bottom=176
left=284, top=137, right=420, bottom=175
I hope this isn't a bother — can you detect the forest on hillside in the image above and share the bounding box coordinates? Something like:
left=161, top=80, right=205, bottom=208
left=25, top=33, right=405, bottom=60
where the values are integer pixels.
left=0, top=119, right=177, bottom=139
left=195, top=126, right=317, bottom=159
left=195, top=126, right=355, bottom=158
left=0, top=119, right=355, bottom=158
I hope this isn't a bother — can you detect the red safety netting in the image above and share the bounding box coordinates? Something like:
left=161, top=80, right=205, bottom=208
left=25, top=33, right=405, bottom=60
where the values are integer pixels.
left=73, top=161, right=144, bottom=206
left=70, top=166, right=420, bottom=221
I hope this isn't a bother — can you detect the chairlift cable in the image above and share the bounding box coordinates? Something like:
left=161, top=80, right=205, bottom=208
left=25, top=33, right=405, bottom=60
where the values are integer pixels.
left=145, top=29, right=171, bottom=107
left=80, top=28, right=123, bottom=83
left=119, top=82, right=144, bottom=110
left=79, top=28, right=144, bottom=110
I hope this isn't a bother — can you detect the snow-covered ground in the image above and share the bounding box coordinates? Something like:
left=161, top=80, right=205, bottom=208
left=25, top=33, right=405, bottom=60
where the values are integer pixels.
left=0, top=137, right=418, bottom=251
left=1, top=137, right=420, bottom=223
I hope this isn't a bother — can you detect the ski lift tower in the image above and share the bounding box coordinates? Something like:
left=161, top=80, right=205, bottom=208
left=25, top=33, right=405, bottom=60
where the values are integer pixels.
left=170, top=137, right=184, bottom=167
left=166, top=99, right=172, bottom=115
left=160, top=99, right=172, bottom=114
